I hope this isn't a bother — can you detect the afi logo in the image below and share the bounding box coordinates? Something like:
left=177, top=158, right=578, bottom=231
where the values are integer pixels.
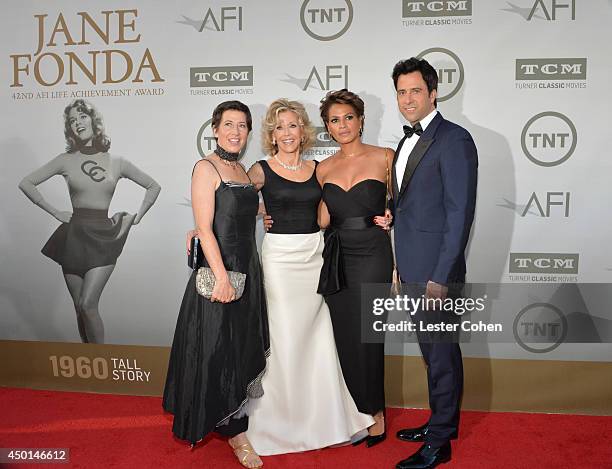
left=178, top=7, right=243, bottom=32
left=502, top=0, right=576, bottom=21
left=304, top=65, right=348, bottom=90
left=528, top=0, right=575, bottom=20
left=300, top=0, right=353, bottom=41
left=522, top=192, right=570, bottom=217
left=200, top=6, right=242, bottom=31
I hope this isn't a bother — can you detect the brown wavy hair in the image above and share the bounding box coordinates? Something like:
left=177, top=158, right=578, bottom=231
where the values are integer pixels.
left=63, top=99, right=111, bottom=153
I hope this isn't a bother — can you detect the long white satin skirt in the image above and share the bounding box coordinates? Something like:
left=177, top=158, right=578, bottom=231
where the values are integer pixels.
left=246, top=231, right=374, bottom=455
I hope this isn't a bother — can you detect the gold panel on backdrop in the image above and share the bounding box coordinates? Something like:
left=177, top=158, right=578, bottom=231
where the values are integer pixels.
left=0, top=340, right=169, bottom=396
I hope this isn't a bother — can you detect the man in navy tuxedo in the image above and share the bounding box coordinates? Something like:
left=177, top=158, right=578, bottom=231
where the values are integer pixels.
left=391, top=57, right=478, bottom=469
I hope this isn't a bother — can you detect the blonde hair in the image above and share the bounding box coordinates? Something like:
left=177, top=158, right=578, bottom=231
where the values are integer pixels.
left=261, top=99, right=316, bottom=156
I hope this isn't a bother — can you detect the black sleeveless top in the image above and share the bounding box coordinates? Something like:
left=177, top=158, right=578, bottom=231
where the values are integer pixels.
left=259, top=159, right=321, bottom=234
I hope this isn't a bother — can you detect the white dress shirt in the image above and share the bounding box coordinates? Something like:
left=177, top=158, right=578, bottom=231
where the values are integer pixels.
left=395, top=109, right=438, bottom=188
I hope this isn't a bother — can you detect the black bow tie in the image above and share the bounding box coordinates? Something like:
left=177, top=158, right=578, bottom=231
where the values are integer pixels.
left=403, top=122, right=423, bottom=138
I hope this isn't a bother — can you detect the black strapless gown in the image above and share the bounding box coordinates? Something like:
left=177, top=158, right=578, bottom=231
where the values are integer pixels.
left=320, top=179, right=393, bottom=415
left=163, top=181, right=270, bottom=444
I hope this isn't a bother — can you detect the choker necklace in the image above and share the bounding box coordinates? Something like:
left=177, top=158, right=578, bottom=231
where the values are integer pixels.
left=214, top=145, right=240, bottom=166
left=273, top=154, right=302, bottom=171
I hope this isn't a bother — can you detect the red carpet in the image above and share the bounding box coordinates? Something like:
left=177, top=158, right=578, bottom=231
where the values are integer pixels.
left=1, top=387, right=610, bottom=468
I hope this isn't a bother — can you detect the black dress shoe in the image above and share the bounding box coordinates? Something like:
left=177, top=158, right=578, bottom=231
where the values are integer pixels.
left=365, top=431, right=386, bottom=448
left=396, top=423, right=429, bottom=442
left=396, top=442, right=451, bottom=469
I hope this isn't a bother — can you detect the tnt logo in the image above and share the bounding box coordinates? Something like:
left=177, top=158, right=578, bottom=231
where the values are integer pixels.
left=513, top=303, right=567, bottom=353
left=416, top=48, right=464, bottom=102
left=521, top=111, right=577, bottom=166
left=300, top=0, right=353, bottom=41
left=197, top=118, right=215, bottom=157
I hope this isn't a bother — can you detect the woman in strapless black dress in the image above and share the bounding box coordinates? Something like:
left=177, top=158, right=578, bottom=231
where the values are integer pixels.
left=163, top=101, right=268, bottom=469
left=316, top=89, right=394, bottom=447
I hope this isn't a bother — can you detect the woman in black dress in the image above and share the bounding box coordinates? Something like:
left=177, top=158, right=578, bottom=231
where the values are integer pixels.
left=163, top=101, right=269, bottom=469
left=316, top=89, right=394, bottom=447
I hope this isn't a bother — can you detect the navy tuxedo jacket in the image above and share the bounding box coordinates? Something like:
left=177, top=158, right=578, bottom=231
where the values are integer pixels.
left=392, top=112, right=478, bottom=285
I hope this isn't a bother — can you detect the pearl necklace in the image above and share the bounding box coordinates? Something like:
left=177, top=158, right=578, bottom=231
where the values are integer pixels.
left=273, top=154, right=302, bottom=171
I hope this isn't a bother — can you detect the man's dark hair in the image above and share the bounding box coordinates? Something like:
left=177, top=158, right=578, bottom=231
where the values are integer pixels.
left=392, top=57, right=438, bottom=107
left=211, top=100, right=252, bottom=131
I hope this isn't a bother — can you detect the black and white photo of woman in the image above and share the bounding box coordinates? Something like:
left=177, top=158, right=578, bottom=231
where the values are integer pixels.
left=18, top=99, right=161, bottom=344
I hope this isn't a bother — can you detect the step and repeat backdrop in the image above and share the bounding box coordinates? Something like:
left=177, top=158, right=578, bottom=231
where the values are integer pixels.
left=1, top=1, right=611, bottom=411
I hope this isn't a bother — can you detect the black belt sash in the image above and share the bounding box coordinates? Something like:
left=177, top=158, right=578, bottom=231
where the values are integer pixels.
left=317, top=215, right=375, bottom=296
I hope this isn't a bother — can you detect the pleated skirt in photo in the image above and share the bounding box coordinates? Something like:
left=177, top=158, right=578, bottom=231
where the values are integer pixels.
left=41, top=208, right=135, bottom=277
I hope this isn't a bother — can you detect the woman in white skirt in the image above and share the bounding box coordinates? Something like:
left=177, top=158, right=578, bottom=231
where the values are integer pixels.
left=243, top=99, right=374, bottom=455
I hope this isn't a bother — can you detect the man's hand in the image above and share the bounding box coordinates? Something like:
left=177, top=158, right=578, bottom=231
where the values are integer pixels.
left=424, top=280, right=448, bottom=310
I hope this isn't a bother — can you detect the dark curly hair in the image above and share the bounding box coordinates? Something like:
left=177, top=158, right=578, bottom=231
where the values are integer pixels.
left=392, top=57, right=438, bottom=107
left=319, top=89, right=365, bottom=125
left=63, top=99, right=111, bottom=153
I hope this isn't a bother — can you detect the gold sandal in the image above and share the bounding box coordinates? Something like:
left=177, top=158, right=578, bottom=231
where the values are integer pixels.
left=230, top=442, right=263, bottom=469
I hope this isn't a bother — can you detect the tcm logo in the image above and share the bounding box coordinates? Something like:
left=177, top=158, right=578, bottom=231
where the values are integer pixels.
left=502, top=0, right=576, bottom=21
left=521, top=112, right=577, bottom=167
left=522, top=191, right=570, bottom=217
left=403, top=0, right=472, bottom=17
left=513, top=303, right=567, bottom=353
left=516, top=59, right=586, bottom=80
left=178, top=6, right=243, bottom=32
left=304, top=126, right=339, bottom=158
left=196, top=118, right=215, bottom=157
left=509, top=253, right=579, bottom=274
left=314, top=126, right=337, bottom=147
left=416, top=48, right=463, bottom=102
left=190, top=66, right=253, bottom=87
left=300, top=0, right=353, bottom=41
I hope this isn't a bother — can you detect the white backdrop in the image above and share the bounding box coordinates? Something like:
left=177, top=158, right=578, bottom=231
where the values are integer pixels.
left=1, top=0, right=611, bottom=362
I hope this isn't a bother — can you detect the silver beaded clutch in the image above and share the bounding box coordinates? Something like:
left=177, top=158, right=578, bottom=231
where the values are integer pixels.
left=195, top=267, right=246, bottom=301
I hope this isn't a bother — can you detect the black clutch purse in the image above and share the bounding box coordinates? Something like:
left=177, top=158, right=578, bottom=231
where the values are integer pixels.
left=188, top=236, right=204, bottom=270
